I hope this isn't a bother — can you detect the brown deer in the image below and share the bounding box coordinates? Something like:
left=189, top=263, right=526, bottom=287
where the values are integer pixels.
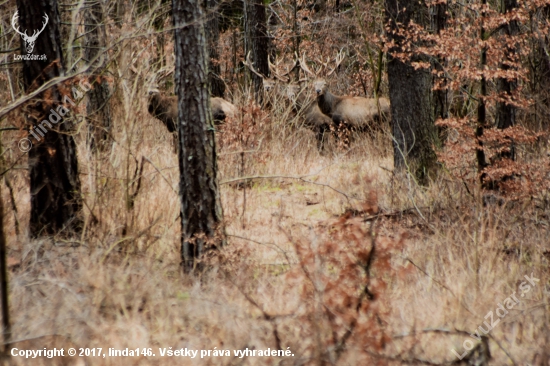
left=301, top=51, right=391, bottom=135
left=245, top=52, right=335, bottom=151
left=286, top=83, right=334, bottom=151
left=147, top=89, right=237, bottom=133
left=243, top=52, right=296, bottom=108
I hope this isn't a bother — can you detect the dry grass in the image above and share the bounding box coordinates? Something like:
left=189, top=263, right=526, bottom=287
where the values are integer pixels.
left=1, top=83, right=549, bottom=366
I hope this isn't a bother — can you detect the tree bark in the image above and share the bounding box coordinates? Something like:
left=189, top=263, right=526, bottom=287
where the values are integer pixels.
left=244, top=0, right=270, bottom=104
left=206, top=0, right=226, bottom=97
left=84, top=0, right=112, bottom=151
left=385, top=0, right=437, bottom=184
left=432, top=0, right=448, bottom=122
left=477, top=0, right=489, bottom=185
left=173, top=0, right=225, bottom=273
left=495, top=0, right=519, bottom=159
left=0, top=183, right=10, bottom=354
left=16, top=0, right=83, bottom=236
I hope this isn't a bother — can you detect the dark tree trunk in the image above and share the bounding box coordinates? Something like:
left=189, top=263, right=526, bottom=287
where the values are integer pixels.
left=292, top=0, right=301, bottom=81
left=84, top=0, right=112, bottom=151
left=0, top=184, right=10, bottom=354
left=244, top=0, right=270, bottom=103
left=538, top=15, right=550, bottom=132
left=385, top=0, right=437, bottom=184
left=432, top=0, right=448, bottom=122
left=173, top=0, right=225, bottom=273
left=16, top=0, right=83, bottom=236
left=477, top=0, right=489, bottom=185
left=533, top=7, right=550, bottom=132
left=495, top=0, right=519, bottom=159
left=206, top=0, right=226, bottom=97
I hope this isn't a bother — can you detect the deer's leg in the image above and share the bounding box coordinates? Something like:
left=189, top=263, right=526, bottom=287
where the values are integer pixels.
left=315, top=125, right=327, bottom=152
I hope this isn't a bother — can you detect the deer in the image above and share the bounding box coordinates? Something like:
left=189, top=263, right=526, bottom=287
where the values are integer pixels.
left=145, top=66, right=238, bottom=133
left=147, top=88, right=237, bottom=152
left=300, top=51, right=391, bottom=137
left=12, top=11, right=49, bottom=54
left=243, top=52, right=296, bottom=108
left=286, top=82, right=334, bottom=151
left=147, top=89, right=237, bottom=133
left=244, top=52, right=337, bottom=151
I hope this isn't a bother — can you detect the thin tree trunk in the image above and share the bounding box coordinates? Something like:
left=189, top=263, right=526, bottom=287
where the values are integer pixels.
left=495, top=0, right=519, bottom=159
left=432, top=0, right=448, bottom=122
left=477, top=0, right=489, bottom=186
left=244, top=0, right=270, bottom=103
left=16, top=0, right=83, bottom=236
left=292, top=0, right=301, bottom=80
left=0, top=183, right=10, bottom=355
left=206, top=0, right=226, bottom=97
left=173, top=0, right=225, bottom=273
left=84, top=0, right=112, bottom=151
left=385, top=0, right=437, bottom=184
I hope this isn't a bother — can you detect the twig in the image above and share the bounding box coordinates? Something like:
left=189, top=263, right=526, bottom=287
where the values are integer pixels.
left=486, top=334, right=518, bottom=366
left=223, top=272, right=295, bottom=351
left=405, top=257, right=475, bottom=318
left=362, top=206, right=430, bottom=222
left=334, top=219, right=377, bottom=361
left=142, top=156, right=178, bottom=194
left=227, top=234, right=291, bottom=265
left=221, top=174, right=352, bottom=205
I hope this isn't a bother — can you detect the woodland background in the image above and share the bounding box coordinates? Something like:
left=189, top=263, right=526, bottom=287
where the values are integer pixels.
left=0, top=0, right=549, bottom=364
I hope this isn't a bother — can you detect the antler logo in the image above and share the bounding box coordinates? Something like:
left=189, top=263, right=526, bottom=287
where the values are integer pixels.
left=12, top=11, right=49, bottom=54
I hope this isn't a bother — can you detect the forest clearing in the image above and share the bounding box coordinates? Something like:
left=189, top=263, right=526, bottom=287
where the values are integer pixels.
left=0, top=0, right=549, bottom=364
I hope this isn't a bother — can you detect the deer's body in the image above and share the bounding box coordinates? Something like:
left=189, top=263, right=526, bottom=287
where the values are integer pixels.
left=148, top=92, right=178, bottom=132
left=314, top=79, right=390, bottom=131
left=212, top=97, right=238, bottom=122
left=147, top=90, right=236, bottom=133
left=287, top=84, right=334, bottom=150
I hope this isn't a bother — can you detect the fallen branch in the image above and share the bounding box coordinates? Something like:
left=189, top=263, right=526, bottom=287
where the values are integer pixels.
left=221, top=174, right=351, bottom=205
left=226, top=234, right=291, bottom=265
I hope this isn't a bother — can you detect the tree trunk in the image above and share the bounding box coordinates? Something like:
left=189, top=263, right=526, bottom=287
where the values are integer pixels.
left=84, top=0, right=112, bottom=151
left=385, top=0, right=437, bottom=184
left=173, top=0, right=225, bottom=273
left=0, top=183, right=10, bottom=354
left=206, top=0, right=226, bottom=97
left=432, top=0, right=448, bottom=122
left=495, top=0, right=519, bottom=159
left=477, top=0, right=489, bottom=185
left=244, top=0, right=270, bottom=104
left=16, top=0, right=83, bottom=236
left=292, top=0, right=301, bottom=81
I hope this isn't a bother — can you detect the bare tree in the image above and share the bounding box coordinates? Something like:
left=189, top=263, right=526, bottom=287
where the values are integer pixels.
left=244, top=0, right=270, bottom=104
left=172, top=0, right=225, bottom=272
left=84, top=0, right=112, bottom=151
left=432, top=0, right=448, bottom=122
left=0, top=183, right=10, bottom=354
left=385, top=0, right=438, bottom=184
left=495, top=0, right=519, bottom=157
left=15, top=0, right=83, bottom=236
left=206, top=0, right=226, bottom=97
